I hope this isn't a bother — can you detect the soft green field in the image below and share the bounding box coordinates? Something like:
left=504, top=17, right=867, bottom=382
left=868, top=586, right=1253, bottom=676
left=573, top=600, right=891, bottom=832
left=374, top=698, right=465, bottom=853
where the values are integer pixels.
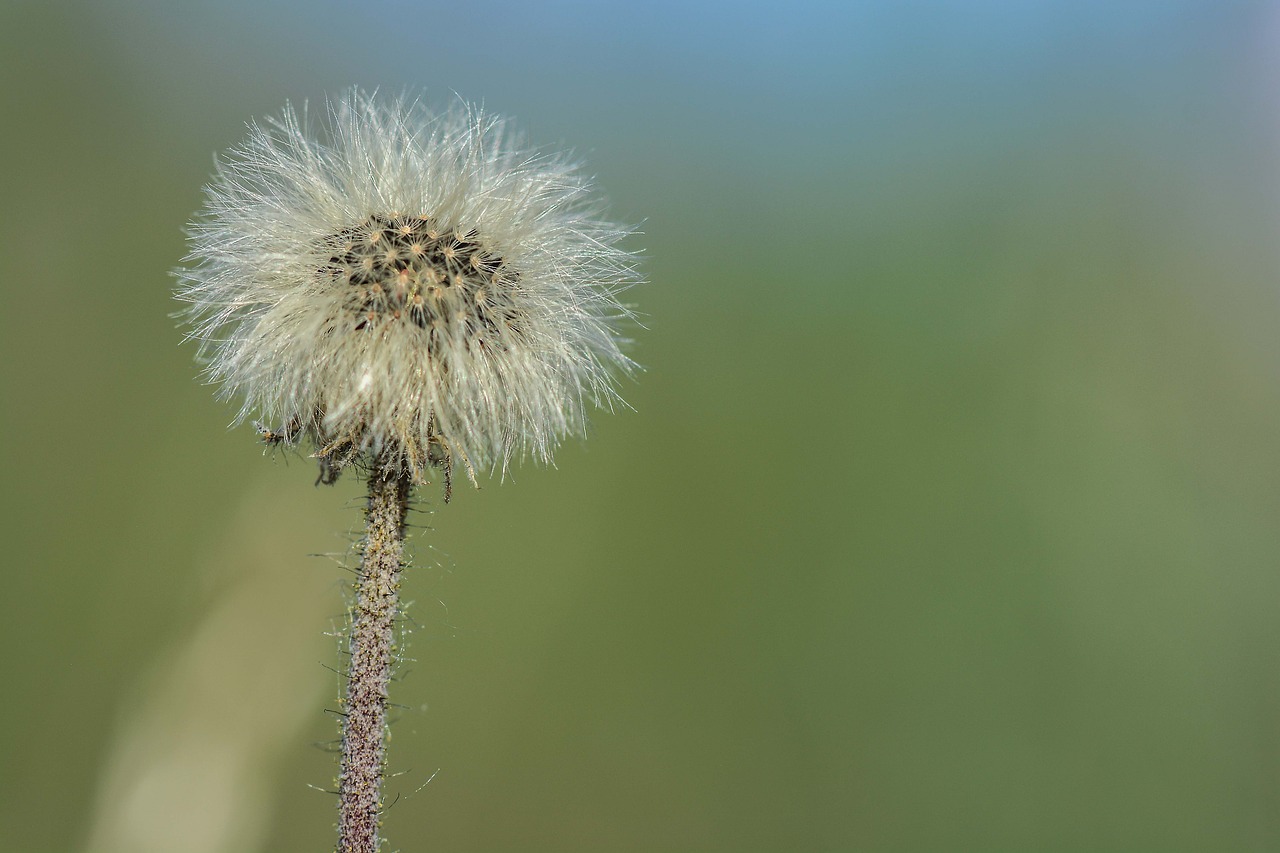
left=3, top=2, right=1279, bottom=851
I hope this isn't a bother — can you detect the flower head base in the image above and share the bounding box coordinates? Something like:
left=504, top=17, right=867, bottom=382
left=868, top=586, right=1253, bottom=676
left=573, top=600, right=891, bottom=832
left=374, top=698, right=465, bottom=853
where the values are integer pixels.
left=176, top=90, right=637, bottom=488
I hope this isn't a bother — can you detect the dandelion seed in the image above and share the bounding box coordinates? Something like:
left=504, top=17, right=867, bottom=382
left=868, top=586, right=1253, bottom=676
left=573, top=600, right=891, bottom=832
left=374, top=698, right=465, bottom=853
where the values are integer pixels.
left=176, top=88, right=637, bottom=486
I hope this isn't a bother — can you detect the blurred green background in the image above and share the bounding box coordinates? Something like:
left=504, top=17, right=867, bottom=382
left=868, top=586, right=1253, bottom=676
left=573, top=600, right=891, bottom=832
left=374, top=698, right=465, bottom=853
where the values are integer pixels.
left=3, top=1, right=1280, bottom=851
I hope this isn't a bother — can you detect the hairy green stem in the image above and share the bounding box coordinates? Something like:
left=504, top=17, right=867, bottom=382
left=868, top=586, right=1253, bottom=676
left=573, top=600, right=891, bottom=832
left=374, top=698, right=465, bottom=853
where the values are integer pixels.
left=338, top=466, right=411, bottom=853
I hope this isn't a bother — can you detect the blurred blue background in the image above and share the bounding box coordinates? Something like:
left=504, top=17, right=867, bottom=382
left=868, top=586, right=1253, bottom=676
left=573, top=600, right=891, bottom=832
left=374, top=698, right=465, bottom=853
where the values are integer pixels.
left=3, top=1, right=1280, bottom=850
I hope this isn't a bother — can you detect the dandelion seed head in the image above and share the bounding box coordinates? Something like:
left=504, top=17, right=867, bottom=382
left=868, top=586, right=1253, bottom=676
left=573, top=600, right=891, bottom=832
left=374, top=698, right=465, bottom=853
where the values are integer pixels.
left=175, top=89, right=638, bottom=485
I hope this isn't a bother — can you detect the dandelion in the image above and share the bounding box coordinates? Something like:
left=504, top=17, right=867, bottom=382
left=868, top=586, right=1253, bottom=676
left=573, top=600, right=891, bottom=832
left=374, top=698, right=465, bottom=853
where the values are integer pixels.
left=175, top=89, right=638, bottom=853
left=177, top=89, right=635, bottom=488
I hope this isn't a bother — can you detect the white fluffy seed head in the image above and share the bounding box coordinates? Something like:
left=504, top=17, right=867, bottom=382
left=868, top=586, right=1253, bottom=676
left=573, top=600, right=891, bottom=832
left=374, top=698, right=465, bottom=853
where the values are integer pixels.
left=176, top=89, right=638, bottom=486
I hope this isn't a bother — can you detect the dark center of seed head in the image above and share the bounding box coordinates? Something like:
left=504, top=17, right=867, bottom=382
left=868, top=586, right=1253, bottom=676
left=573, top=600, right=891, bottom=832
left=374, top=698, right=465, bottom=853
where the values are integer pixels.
left=321, top=214, right=522, bottom=342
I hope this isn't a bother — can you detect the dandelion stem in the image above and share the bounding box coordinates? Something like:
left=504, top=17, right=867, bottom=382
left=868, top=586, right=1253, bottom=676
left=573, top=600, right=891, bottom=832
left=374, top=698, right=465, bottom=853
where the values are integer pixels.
left=339, top=462, right=412, bottom=853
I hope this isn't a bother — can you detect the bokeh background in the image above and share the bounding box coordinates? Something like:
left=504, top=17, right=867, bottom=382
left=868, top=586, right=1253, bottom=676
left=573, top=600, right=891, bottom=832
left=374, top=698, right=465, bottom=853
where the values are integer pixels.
left=3, top=1, right=1280, bottom=851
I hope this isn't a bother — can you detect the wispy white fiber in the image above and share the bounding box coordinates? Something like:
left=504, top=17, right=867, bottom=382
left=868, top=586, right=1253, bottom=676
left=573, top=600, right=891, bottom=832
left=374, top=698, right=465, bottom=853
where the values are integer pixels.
left=176, top=89, right=637, bottom=483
